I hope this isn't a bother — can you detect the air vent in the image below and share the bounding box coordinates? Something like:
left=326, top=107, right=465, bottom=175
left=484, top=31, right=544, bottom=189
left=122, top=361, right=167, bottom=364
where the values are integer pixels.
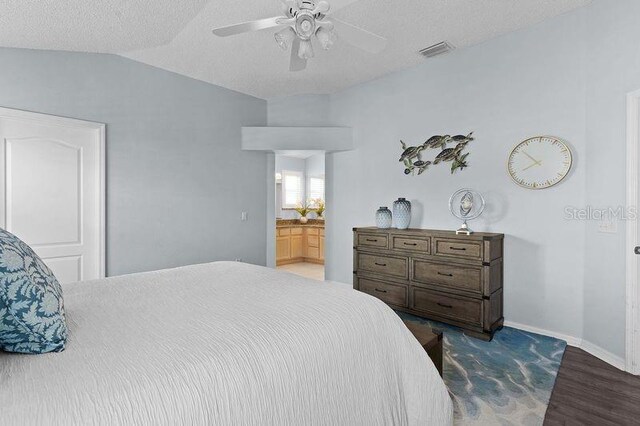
left=419, top=41, right=455, bottom=58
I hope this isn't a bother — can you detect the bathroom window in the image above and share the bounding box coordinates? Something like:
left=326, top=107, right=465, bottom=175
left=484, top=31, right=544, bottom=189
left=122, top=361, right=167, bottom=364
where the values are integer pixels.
left=308, top=176, right=325, bottom=207
left=282, top=170, right=304, bottom=208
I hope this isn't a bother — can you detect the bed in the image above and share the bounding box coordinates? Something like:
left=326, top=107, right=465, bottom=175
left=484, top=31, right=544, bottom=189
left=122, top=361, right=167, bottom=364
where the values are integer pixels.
left=0, top=261, right=452, bottom=425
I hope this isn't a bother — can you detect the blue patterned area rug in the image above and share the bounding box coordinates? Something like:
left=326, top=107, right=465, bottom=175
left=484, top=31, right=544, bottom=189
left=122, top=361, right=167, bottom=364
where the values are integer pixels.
left=398, top=312, right=566, bottom=425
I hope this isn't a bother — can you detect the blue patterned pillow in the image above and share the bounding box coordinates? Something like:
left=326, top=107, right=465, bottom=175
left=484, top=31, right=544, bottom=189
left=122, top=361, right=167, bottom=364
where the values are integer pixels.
left=0, top=228, right=67, bottom=354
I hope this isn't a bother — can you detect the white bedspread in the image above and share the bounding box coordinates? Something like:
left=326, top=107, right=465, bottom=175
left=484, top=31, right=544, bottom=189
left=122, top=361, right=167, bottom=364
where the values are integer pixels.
left=0, top=262, right=452, bottom=425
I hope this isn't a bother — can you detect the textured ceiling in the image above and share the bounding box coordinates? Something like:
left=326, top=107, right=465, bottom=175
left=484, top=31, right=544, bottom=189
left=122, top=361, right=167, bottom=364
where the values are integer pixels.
left=1, top=0, right=590, bottom=99
left=0, top=0, right=209, bottom=52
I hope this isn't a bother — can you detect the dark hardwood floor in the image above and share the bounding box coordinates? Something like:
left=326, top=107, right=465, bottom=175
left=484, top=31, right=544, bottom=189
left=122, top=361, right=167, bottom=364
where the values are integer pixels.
left=544, top=346, right=640, bottom=425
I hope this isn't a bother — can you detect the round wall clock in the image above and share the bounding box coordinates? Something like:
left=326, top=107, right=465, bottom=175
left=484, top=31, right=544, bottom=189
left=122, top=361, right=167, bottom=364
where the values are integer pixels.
left=507, top=136, right=572, bottom=189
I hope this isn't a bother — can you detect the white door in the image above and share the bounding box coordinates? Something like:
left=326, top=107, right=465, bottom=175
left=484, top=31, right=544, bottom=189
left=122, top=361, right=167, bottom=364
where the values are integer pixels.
left=627, top=90, right=640, bottom=374
left=0, top=107, right=105, bottom=284
left=636, top=98, right=640, bottom=374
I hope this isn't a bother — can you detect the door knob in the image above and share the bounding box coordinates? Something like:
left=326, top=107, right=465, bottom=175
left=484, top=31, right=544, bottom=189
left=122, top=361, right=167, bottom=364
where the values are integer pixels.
left=635, top=247, right=640, bottom=255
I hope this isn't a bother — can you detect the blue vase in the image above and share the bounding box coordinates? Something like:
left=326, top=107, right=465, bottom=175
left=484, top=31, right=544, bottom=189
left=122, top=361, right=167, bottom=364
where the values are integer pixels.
left=376, top=207, right=392, bottom=229
left=393, top=198, right=412, bottom=229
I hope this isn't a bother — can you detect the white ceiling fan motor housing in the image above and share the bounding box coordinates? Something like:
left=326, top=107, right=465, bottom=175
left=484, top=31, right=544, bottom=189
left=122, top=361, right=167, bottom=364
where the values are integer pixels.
left=295, top=11, right=317, bottom=40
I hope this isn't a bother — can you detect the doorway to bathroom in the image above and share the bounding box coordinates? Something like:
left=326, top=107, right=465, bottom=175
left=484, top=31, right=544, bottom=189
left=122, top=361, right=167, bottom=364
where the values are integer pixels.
left=274, top=150, right=325, bottom=281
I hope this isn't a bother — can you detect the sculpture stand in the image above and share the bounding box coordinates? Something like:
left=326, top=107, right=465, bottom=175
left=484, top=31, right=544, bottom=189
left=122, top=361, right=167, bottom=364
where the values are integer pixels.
left=456, top=221, right=473, bottom=235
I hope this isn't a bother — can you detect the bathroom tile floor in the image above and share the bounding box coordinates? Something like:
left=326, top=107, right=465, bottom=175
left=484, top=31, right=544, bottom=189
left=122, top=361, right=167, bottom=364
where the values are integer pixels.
left=277, top=262, right=325, bottom=281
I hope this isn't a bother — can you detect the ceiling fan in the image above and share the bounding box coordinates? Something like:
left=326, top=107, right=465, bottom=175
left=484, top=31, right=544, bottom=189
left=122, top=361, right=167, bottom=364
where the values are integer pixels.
left=212, top=0, right=387, bottom=72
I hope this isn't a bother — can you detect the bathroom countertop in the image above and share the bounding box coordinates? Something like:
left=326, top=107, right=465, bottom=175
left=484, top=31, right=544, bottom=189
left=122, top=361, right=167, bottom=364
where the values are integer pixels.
left=276, top=219, right=325, bottom=228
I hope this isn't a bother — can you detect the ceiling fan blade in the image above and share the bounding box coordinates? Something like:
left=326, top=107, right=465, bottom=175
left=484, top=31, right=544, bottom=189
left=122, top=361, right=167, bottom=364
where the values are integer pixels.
left=290, top=38, right=307, bottom=72
left=212, top=17, right=284, bottom=37
left=280, top=0, right=298, bottom=16
left=332, top=18, right=387, bottom=54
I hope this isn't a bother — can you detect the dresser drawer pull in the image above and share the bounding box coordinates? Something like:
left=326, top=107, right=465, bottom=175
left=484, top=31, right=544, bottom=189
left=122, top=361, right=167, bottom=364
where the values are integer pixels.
left=374, top=288, right=388, bottom=294
left=403, top=242, right=418, bottom=246
left=374, top=262, right=387, bottom=267
left=437, top=272, right=454, bottom=277
left=449, top=246, right=467, bottom=251
left=366, top=238, right=378, bottom=242
left=437, top=302, right=453, bottom=309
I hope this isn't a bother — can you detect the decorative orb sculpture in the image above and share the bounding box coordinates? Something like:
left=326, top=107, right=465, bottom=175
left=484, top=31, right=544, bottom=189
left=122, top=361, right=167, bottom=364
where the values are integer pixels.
left=449, top=189, right=485, bottom=235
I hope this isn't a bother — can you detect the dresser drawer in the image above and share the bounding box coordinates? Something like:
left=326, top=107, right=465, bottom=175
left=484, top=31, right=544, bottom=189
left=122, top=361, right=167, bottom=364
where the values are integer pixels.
left=357, top=234, right=388, bottom=249
left=392, top=236, right=430, bottom=253
left=278, top=228, right=291, bottom=237
left=359, top=278, right=408, bottom=308
left=434, top=238, right=482, bottom=260
left=358, top=253, right=408, bottom=279
left=411, top=288, right=482, bottom=326
left=291, top=227, right=303, bottom=235
left=412, top=260, right=482, bottom=294
left=307, top=228, right=319, bottom=236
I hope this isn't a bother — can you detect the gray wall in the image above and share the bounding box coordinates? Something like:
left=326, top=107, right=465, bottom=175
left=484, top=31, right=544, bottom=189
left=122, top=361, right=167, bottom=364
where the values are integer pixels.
left=0, top=48, right=268, bottom=276
left=268, top=95, right=331, bottom=127
left=268, top=0, right=640, bottom=358
left=583, top=0, right=640, bottom=358
left=306, top=153, right=325, bottom=178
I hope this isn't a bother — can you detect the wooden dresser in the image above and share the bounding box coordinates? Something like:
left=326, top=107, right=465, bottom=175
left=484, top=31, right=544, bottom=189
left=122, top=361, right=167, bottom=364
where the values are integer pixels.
left=353, top=227, right=504, bottom=340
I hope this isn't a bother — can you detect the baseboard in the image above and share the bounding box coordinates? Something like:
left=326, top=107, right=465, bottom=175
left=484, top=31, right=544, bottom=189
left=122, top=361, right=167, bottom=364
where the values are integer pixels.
left=504, top=320, right=582, bottom=347
left=580, top=340, right=626, bottom=371
left=504, top=320, right=626, bottom=371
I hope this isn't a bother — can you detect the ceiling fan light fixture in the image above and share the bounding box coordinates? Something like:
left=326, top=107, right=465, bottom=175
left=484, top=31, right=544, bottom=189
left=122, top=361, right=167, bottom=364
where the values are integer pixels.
left=275, top=27, right=296, bottom=51
left=298, top=39, right=314, bottom=60
left=311, top=1, right=331, bottom=15
left=316, top=27, right=335, bottom=50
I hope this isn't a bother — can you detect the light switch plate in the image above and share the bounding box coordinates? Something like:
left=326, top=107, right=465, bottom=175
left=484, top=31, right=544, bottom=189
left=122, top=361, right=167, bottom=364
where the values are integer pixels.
left=598, top=219, right=618, bottom=234
left=241, top=212, right=248, bottom=221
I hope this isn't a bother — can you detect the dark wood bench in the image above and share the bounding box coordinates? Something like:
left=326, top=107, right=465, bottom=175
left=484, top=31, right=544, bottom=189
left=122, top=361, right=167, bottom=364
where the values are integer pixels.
left=403, top=320, right=443, bottom=377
